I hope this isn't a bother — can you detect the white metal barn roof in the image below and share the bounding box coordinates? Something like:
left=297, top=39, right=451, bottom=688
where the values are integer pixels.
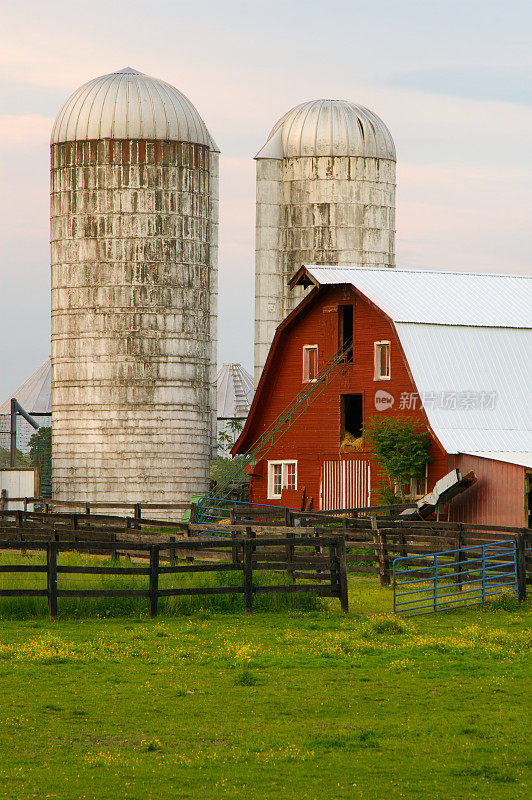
left=256, top=100, right=395, bottom=160
left=295, top=266, right=532, bottom=459
left=52, top=67, right=219, bottom=150
left=217, top=364, right=254, bottom=419
left=462, top=452, right=532, bottom=469
left=0, top=358, right=52, bottom=415
left=303, top=267, right=532, bottom=327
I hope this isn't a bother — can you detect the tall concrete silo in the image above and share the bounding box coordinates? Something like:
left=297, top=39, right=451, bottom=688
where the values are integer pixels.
left=254, top=99, right=396, bottom=384
left=50, top=67, right=219, bottom=505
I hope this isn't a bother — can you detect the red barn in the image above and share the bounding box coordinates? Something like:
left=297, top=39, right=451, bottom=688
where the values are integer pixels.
left=233, top=266, right=532, bottom=526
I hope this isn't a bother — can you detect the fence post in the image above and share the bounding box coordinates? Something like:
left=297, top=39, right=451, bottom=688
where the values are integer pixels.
left=381, top=531, right=390, bottom=586
left=370, top=516, right=380, bottom=579
left=336, top=537, right=349, bottom=614
left=371, top=517, right=389, bottom=586
left=481, top=545, right=486, bottom=603
left=393, top=561, right=396, bottom=614
left=231, top=531, right=239, bottom=565
left=516, top=534, right=527, bottom=602
left=328, top=543, right=339, bottom=598
left=47, top=541, right=58, bottom=621
left=454, top=525, right=464, bottom=591
left=286, top=536, right=295, bottom=581
left=149, top=545, right=159, bottom=618
left=189, top=502, right=197, bottom=524
left=243, top=539, right=253, bottom=614
left=433, top=554, right=438, bottom=612
left=134, top=504, right=141, bottom=530
left=313, top=527, right=324, bottom=578
left=185, top=525, right=194, bottom=562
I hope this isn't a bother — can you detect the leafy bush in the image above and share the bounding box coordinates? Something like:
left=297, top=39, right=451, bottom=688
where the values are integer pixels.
left=234, top=667, right=260, bottom=686
left=0, top=445, right=31, bottom=468
left=29, top=426, right=52, bottom=490
left=361, top=613, right=415, bottom=636
left=483, top=589, right=520, bottom=612
left=363, top=415, right=430, bottom=499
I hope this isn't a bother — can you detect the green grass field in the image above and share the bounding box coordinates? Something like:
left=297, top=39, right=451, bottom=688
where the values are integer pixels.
left=0, top=568, right=530, bottom=800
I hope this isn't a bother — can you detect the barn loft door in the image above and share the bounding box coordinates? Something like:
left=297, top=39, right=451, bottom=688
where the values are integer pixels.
left=320, top=460, right=371, bottom=510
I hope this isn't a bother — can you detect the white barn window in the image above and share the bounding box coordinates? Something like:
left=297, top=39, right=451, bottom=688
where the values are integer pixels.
left=302, top=345, right=318, bottom=382
left=267, top=460, right=297, bottom=499
left=374, top=341, right=390, bottom=380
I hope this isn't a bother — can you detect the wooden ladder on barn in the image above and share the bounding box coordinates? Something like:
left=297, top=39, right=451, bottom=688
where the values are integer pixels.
left=212, top=337, right=354, bottom=501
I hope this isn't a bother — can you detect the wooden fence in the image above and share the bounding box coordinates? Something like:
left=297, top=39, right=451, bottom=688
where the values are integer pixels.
left=0, top=536, right=348, bottom=619
left=338, top=518, right=530, bottom=602
left=0, top=497, right=193, bottom=523
left=229, top=503, right=416, bottom=525
left=0, top=508, right=529, bottom=602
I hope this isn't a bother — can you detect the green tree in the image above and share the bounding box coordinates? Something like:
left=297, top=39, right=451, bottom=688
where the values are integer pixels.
left=0, top=446, right=30, bottom=469
left=28, top=426, right=52, bottom=491
left=363, top=415, right=430, bottom=501
left=217, top=418, right=244, bottom=453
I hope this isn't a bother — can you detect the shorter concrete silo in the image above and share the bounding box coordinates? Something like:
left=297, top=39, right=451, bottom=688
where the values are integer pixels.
left=254, top=99, right=396, bottom=384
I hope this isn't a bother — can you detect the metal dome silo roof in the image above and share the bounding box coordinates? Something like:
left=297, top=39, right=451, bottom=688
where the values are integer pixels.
left=51, top=67, right=219, bottom=150
left=0, top=358, right=52, bottom=415
left=217, top=364, right=254, bottom=419
left=256, top=99, right=395, bottom=160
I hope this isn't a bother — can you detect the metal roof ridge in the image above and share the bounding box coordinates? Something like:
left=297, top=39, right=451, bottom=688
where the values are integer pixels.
left=304, top=264, right=532, bottom=279
left=395, top=320, right=532, bottom=329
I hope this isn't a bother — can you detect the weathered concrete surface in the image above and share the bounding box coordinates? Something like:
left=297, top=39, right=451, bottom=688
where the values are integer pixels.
left=51, top=139, right=218, bottom=504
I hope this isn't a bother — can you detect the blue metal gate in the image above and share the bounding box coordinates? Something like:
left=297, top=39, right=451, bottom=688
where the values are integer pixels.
left=393, top=540, right=518, bottom=616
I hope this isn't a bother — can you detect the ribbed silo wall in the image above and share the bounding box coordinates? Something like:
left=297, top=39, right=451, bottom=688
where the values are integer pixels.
left=254, top=155, right=395, bottom=385
left=50, top=139, right=216, bottom=505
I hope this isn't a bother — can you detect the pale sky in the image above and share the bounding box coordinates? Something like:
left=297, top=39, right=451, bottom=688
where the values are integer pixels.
left=1, top=0, right=531, bottom=399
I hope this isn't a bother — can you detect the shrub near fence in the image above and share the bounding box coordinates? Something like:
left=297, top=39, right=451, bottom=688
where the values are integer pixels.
left=0, top=536, right=349, bottom=619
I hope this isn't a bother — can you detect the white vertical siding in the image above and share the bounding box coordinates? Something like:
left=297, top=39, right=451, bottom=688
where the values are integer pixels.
left=320, top=460, right=371, bottom=510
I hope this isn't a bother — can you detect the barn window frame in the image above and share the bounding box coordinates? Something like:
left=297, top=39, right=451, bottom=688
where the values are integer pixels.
left=267, top=460, right=298, bottom=499
left=302, top=345, right=318, bottom=383
left=374, top=341, right=391, bottom=380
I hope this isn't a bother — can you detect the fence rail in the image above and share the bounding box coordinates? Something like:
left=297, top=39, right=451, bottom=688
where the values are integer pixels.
left=0, top=508, right=529, bottom=599
left=0, top=536, right=348, bottom=619
left=0, top=497, right=192, bottom=522
left=393, top=541, right=519, bottom=616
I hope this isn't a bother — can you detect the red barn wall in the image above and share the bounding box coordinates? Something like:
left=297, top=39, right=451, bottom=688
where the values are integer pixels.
left=448, top=454, right=525, bottom=527
left=240, top=285, right=448, bottom=509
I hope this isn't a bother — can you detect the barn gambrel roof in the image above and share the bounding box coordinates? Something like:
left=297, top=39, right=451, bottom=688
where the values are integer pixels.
left=291, top=266, right=532, bottom=461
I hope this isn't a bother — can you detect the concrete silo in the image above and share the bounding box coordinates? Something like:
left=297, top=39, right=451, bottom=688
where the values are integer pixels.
left=50, top=67, right=219, bottom=505
left=254, top=99, right=396, bottom=384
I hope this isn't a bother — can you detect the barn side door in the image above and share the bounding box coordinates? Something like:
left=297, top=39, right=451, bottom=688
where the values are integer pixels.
left=320, top=460, right=371, bottom=510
